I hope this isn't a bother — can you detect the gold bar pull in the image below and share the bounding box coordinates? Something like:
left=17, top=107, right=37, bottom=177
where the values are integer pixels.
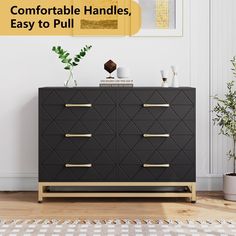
left=143, top=104, right=170, bottom=108
left=65, top=104, right=92, bottom=108
left=65, top=134, right=92, bottom=138
left=143, top=164, right=170, bottom=168
left=65, top=164, right=92, bottom=168
left=143, top=134, right=170, bottom=138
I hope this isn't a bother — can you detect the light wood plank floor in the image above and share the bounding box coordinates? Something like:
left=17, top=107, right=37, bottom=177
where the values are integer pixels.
left=0, top=192, right=235, bottom=220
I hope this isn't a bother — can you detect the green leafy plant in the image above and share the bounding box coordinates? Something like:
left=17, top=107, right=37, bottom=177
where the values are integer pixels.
left=52, top=45, right=92, bottom=87
left=213, top=56, right=236, bottom=175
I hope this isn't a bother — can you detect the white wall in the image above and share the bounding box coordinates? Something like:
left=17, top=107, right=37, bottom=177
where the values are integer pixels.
left=0, top=0, right=235, bottom=191
left=210, top=0, right=236, bottom=175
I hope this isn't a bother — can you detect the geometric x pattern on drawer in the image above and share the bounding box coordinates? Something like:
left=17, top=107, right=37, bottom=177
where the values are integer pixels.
left=39, top=87, right=195, bottom=182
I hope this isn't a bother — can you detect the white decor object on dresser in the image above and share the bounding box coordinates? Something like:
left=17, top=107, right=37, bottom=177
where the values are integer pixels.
left=117, top=67, right=130, bottom=78
left=171, top=65, right=179, bottom=87
left=160, top=70, right=169, bottom=87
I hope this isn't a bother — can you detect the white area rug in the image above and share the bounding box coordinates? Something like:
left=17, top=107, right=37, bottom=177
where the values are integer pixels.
left=0, top=219, right=235, bottom=236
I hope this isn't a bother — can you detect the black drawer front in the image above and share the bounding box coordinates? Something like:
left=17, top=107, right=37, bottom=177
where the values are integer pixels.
left=39, top=87, right=196, bottom=182
left=39, top=88, right=116, bottom=121
left=117, top=89, right=194, bottom=121
left=39, top=164, right=195, bottom=182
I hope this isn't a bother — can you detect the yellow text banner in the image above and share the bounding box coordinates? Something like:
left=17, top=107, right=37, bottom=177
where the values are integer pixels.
left=0, top=0, right=141, bottom=36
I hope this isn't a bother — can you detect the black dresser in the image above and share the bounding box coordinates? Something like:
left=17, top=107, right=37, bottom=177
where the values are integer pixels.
left=39, top=87, right=196, bottom=202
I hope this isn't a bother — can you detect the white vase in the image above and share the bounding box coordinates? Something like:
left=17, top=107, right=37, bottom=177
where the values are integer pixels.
left=117, top=67, right=130, bottom=78
left=64, top=70, right=77, bottom=88
left=172, top=74, right=179, bottom=87
left=223, top=174, right=236, bottom=201
left=171, top=66, right=179, bottom=87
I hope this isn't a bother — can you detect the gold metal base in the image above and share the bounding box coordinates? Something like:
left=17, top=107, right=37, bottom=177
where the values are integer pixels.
left=38, top=182, right=196, bottom=203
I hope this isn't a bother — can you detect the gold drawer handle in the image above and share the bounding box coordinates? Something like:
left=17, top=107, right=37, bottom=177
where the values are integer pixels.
left=65, top=104, right=92, bottom=108
left=65, top=164, right=92, bottom=168
left=65, top=134, right=92, bottom=138
left=143, top=134, right=170, bottom=138
left=143, top=164, right=170, bottom=168
left=143, top=104, right=170, bottom=108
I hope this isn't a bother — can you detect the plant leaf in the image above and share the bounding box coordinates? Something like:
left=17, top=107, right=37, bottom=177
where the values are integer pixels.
left=52, top=45, right=92, bottom=71
left=64, top=53, right=70, bottom=58
left=64, top=66, right=71, bottom=70
left=62, top=59, right=69, bottom=63
left=80, top=51, right=86, bottom=57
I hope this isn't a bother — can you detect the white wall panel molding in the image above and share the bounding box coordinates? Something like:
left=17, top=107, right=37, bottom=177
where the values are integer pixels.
left=197, top=176, right=223, bottom=191
left=210, top=0, right=236, bottom=175
left=190, top=0, right=236, bottom=179
left=190, top=0, right=210, bottom=177
left=0, top=177, right=38, bottom=191
left=0, top=172, right=37, bottom=178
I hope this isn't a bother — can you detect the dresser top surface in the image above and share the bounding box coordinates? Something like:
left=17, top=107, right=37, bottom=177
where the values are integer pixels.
left=39, top=87, right=195, bottom=90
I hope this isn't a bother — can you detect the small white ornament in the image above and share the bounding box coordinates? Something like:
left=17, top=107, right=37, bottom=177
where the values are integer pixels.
left=160, top=70, right=169, bottom=87
left=171, top=65, right=179, bottom=87
left=117, top=67, right=130, bottom=78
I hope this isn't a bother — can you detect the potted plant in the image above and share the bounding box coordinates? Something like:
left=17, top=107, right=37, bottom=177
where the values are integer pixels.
left=213, top=56, right=236, bottom=201
left=52, top=45, right=92, bottom=87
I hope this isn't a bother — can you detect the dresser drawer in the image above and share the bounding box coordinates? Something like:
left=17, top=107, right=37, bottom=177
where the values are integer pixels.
left=118, top=164, right=195, bottom=182
left=117, top=88, right=195, bottom=120
left=39, top=164, right=117, bottom=182
left=39, top=163, right=195, bottom=182
left=39, top=88, right=117, bottom=120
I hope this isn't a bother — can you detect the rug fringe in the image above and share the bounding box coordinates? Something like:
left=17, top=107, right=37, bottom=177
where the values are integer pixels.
left=0, top=219, right=234, bottom=225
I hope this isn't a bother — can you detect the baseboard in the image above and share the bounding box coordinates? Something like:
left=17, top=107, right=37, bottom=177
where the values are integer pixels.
left=0, top=177, right=38, bottom=191
left=196, top=176, right=223, bottom=191
left=0, top=175, right=223, bottom=191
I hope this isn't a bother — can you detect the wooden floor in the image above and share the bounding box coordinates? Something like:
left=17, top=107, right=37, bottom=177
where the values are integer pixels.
left=0, top=192, right=235, bottom=221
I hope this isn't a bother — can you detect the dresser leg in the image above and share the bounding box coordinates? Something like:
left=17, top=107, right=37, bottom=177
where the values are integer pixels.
left=38, top=183, right=45, bottom=203
left=190, top=183, right=196, bottom=203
